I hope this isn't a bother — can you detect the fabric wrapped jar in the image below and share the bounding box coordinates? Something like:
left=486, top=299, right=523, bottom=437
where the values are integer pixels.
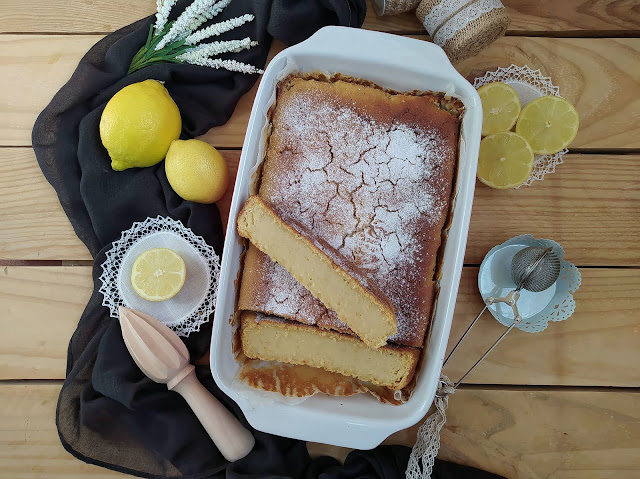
left=371, top=0, right=422, bottom=16
left=416, top=0, right=510, bottom=63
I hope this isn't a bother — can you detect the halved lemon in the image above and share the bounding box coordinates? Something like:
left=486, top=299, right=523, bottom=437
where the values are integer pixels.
left=131, top=248, right=186, bottom=301
left=477, top=132, right=534, bottom=189
left=477, top=82, right=521, bottom=136
left=516, top=95, right=579, bottom=155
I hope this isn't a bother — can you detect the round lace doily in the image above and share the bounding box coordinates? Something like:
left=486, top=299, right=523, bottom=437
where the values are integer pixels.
left=473, top=64, right=568, bottom=187
left=478, top=234, right=581, bottom=333
left=99, top=216, right=221, bottom=337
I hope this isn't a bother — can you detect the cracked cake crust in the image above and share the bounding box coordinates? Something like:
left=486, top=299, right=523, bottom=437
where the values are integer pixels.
left=242, top=74, right=462, bottom=349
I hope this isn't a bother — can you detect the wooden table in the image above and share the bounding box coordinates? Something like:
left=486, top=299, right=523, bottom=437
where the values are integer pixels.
left=1, top=1, right=639, bottom=477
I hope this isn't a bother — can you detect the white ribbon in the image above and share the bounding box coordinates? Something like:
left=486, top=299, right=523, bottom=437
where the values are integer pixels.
left=406, top=375, right=456, bottom=479
left=422, top=0, right=471, bottom=35
left=420, top=0, right=505, bottom=47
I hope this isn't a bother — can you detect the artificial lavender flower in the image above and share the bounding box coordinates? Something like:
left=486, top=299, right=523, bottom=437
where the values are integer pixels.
left=186, top=0, right=233, bottom=36
left=186, top=58, right=263, bottom=74
left=177, top=38, right=258, bottom=61
left=156, top=0, right=231, bottom=50
left=184, top=14, right=254, bottom=45
left=155, top=0, right=179, bottom=33
left=128, top=0, right=261, bottom=75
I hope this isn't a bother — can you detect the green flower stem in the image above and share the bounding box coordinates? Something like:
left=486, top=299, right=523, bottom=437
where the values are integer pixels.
left=128, top=23, right=189, bottom=74
left=128, top=46, right=187, bottom=74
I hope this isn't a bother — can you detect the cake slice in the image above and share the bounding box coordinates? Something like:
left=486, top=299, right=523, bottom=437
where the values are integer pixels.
left=238, top=243, right=350, bottom=334
left=237, top=195, right=397, bottom=348
left=240, top=312, right=419, bottom=389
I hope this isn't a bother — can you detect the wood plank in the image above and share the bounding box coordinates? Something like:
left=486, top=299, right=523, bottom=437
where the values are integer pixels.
left=3, top=148, right=637, bottom=265
left=456, top=37, right=640, bottom=150
left=2, top=0, right=640, bottom=34
left=3, top=383, right=637, bottom=479
left=2, top=265, right=638, bottom=387
left=501, top=0, right=640, bottom=33
left=3, top=35, right=640, bottom=150
left=0, top=148, right=239, bottom=261
left=0, top=148, right=90, bottom=260
left=407, top=388, right=640, bottom=478
left=0, top=266, right=92, bottom=379
left=159, top=36, right=640, bottom=151
left=0, top=383, right=130, bottom=478
left=444, top=267, right=640, bottom=386
left=466, top=154, right=640, bottom=266
left=311, top=388, right=640, bottom=478
left=0, top=35, right=99, bottom=147
left=364, top=0, right=640, bottom=34
left=205, top=36, right=640, bottom=150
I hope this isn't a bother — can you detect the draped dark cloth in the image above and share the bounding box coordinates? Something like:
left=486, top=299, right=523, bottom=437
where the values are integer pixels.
left=32, top=0, right=503, bottom=477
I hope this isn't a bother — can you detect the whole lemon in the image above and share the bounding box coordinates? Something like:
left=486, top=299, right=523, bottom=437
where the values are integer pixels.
left=165, top=139, right=229, bottom=204
left=100, top=79, right=181, bottom=171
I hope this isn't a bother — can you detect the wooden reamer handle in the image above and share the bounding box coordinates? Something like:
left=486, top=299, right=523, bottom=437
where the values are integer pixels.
left=170, top=368, right=255, bottom=462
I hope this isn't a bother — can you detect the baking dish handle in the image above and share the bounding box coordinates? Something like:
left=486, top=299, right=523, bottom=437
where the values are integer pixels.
left=289, top=26, right=460, bottom=78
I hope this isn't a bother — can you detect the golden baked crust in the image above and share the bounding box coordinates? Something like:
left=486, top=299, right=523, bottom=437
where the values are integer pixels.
left=237, top=195, right=397, bottom=348
left=242, top=75, right=461, bottom=348
left=241, top=312, right=420, bottom=389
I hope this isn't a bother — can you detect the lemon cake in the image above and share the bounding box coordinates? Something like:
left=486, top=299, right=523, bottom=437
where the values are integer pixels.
left=241, top=312, right=420, bottom=389
left=237, top=195, right=396, bottom=348
left=238, top=74, right=463, bottom=390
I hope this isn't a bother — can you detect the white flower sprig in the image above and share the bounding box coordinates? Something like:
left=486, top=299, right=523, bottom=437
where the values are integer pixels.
left=176, top=38, right=261, bottom=73
left=155, top=0, right=179, bottom=34
left=184, top=13, right=254, bottom=45
left=128, top=0, right=262, bottom=75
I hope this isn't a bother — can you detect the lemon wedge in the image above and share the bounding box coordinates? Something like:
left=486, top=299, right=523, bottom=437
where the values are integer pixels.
left=477, top=132, right=534, bottom=189
left=516, top=95, right=579, bottom=155
left=478, top=82, right=521, bottom=136
left=131, top=248, right=186, bottom=301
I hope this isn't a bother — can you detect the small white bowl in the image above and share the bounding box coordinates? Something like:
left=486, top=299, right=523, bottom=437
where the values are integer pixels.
left=479, top=234, right=581, bottom=333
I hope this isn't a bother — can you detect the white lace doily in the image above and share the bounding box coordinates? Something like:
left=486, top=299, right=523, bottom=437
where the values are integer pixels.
left=473, top=64, right=569, bottom=187
left=99, top=216, right=221, bottom=337
left=478, top=234, right=581, bottom=333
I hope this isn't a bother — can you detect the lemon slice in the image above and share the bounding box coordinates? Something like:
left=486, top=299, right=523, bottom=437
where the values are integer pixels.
left=516, top=95, right=579, bottom=155
left=131, top=248, right=186, bottom=301
left=477, top=132, right=534, bottom=189
left=477, top=82, right=521, bottom=136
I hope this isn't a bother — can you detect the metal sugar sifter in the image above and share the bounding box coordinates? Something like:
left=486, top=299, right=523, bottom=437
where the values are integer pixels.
left=443, top=246, right=561, bottom=388
left=407, top=236, right=581, bottom=478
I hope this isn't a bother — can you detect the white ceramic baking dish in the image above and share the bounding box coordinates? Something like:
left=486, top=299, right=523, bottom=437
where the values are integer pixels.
left=211, top=26, right=481, bottom=449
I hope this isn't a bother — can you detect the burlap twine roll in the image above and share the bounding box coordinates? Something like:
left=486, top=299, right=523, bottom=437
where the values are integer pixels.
left=372, top=0, right=422, bottom=16
left=416, top=0, right=510, bottom=63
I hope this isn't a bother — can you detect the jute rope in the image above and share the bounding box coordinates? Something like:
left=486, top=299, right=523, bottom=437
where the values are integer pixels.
left=372, top=0, right=422, bottom=16
left=416, top=0, right=510, bottom=63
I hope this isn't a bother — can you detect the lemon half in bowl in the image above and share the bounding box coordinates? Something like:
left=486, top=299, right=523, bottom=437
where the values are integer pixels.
left=131, top=248, right=186, bottom=301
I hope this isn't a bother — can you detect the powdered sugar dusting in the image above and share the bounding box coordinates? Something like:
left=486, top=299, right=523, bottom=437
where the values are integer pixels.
left=256, top=81, right=457, bottom=346
left=257, top=258, right=348, bottom=332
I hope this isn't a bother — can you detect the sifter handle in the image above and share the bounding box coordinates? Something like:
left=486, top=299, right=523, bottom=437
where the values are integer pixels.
left=443, top=303, right=488, bottom=368
left=170, top=368, right=255, bottom=462
left=445, top=290, right=522, bottom=388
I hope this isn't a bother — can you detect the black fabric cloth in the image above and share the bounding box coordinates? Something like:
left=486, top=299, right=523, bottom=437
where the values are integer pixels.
left=32, top=0, right=503, bottom=477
